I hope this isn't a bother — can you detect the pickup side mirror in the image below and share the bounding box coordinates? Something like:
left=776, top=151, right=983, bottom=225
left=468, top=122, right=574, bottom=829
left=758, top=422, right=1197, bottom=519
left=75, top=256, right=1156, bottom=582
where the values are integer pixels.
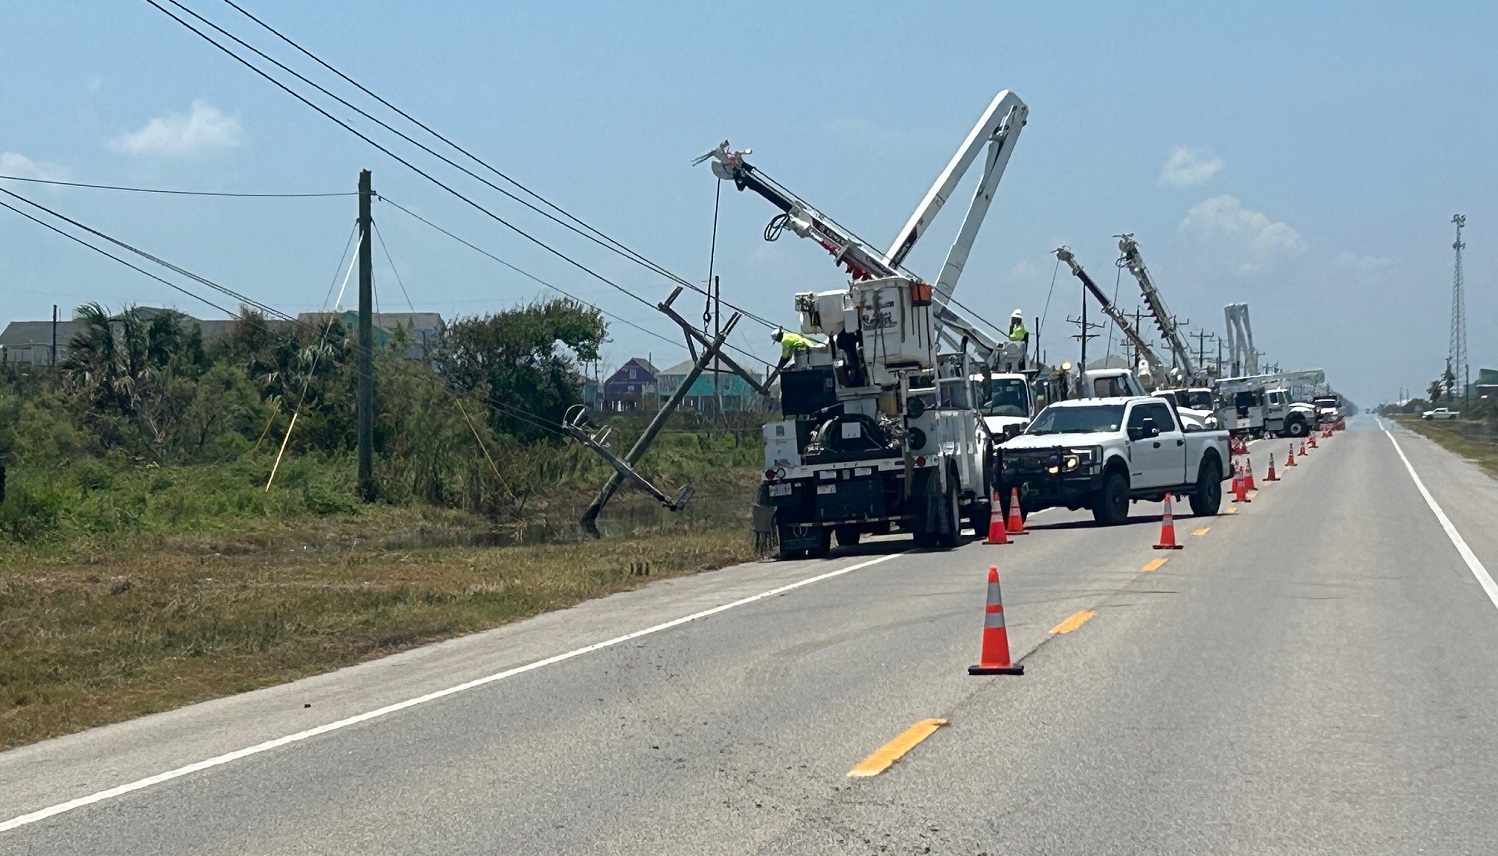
left=1128, top=416, right=1160, bottom=441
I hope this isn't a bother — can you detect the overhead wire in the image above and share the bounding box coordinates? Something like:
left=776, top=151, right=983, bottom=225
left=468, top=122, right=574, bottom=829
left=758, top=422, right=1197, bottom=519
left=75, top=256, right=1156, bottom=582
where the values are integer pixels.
left=376, top=196, right=682, bottom=351
left=0, top=173, right=353, bottom=197
left=215, top=0, right=691, bottom=294
left=371, top=221, right=416, bottom=314
left=158, top=0, right=781, bottom=336
left=0, top=186, right=284, bottom=320
left=0, top=195, right=235, bottom=316
left=186, top=0, right=1019, bottom=357
left=3, top=183, right=576, bottom=440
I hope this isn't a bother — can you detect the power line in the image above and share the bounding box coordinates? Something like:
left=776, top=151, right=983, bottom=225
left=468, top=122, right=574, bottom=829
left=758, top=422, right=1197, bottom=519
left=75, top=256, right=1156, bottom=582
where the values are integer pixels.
left=0, top=173, right=352, bottom=197
left=214, top=0, right=756, bottom=321
left=0, top=186, right=286, bottom=321
left=0, top=196, right=235, bottom=316
left=145, top=0, right=757, bottom=352
left=377, top=196, right=683, bottom=352
left=158, top=0, right=780, bottom=338
left=371, top=221, right=417, bottom=315
left=3, top=185, right=574, bottom=439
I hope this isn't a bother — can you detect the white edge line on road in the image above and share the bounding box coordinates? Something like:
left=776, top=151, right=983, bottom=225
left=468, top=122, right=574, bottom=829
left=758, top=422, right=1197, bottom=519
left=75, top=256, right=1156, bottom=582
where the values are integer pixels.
left=1384, top=425, right=1498, bottom=613
left=0, top=552, right=902, bottom=834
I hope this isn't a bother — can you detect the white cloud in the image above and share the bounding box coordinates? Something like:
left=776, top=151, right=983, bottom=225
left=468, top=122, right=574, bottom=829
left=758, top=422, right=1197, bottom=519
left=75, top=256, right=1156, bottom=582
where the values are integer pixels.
left=110, top=99, right=243, bottom=156
left=0, top=151, right=69, bottom=182
left=1159, top=145, right=1224, bottom=189
left=1334, top=251, right=1392, bottom=271
left=1179, top=195, right=1304, bottom=273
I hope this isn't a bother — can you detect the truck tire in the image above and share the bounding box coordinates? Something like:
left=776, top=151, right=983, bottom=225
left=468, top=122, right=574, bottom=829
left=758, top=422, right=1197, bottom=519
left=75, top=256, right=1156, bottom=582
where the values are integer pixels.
left=1286, top=417, right=1308, bottom=438
left=834, top=526, right=862, bottom=548
left=1188, top=457, right=1222, bottom=517
left=1092, top=470, right=1130, bottom=526
left=937, top=475, right=961, bottom=549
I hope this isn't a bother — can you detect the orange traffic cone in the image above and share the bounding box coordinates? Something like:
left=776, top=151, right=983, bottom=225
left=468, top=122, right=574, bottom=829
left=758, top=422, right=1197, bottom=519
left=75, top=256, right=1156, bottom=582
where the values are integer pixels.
left=1245, top=456, right=1258, bottom=490
left=1309, top=434, right=1318, bottom=449
left=984, top=489, right=1009, bottom=545
left=1265, top=453, right=1279, bottom=481
left=1300, top=441, right=1308, bottom=456
left=1232, top=468, right=1251, bottom=503
left=1006, top=487, right=1028, bottom=535
left=1154, top=493, right=1184, bottom=550
left=1286, top=444, right=1297, bottom=467
left=968, top=566, right=1024, bottom=675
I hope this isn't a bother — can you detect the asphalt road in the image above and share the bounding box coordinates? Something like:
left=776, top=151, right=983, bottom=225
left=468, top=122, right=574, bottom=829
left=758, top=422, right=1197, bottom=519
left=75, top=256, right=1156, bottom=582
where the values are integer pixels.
left=5, top=420, right=1498, bottom=855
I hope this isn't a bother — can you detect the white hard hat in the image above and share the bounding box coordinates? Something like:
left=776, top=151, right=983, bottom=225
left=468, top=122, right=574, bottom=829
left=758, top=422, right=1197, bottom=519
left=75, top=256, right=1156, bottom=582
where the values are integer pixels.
left=1011, top=309, right=1023, bottom=318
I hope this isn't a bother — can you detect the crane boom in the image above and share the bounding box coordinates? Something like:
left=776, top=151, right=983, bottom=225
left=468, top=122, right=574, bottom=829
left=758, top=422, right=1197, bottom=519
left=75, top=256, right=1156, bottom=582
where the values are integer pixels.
left=698, top=91, right=1029, bottom=365
left=1054, top=246, right=1166, bottom=377
left=1116, top=233, right=1198, bottom=380
left=884, top=91, right=1028, bottom=308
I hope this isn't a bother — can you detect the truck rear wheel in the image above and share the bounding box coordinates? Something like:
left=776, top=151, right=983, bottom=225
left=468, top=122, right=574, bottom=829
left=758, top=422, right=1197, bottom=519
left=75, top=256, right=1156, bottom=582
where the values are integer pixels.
left=936, top=475, right=961, bottom=549
left=1188, top=457, right=1222, bottom=517
left=1286, top=418, right=1308, bottom=438
left=1092, top=471, right=1130, bottom=526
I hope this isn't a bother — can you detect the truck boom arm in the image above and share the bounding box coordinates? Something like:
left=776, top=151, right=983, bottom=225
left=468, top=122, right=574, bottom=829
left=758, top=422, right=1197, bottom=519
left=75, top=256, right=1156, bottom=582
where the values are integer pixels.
left=1054, top=246, right=1166, bottom=373
left=698, top=91, right=1029, bottom=365
left=1117, top=233, right=1197, bottom=379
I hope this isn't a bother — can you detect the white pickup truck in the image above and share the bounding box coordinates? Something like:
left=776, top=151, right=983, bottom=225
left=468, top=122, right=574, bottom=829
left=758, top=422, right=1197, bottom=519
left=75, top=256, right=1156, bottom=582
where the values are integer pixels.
left=997, top=396, right=1231, bottom=525
left=1422, top=407, right=1460, bottom=420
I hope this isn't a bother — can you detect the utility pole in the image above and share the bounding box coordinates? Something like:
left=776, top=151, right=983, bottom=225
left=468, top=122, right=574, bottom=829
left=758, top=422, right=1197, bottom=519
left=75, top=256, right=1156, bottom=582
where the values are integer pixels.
left=1191, top=329, right=1216, bottom=375
left=51, top=304, right=58, bottom=367
left=1067, top=288, right=1105, bottom=399
left=1449, top=214, right=1469, bottom=403
left=356, top=169, right=375, bottom=502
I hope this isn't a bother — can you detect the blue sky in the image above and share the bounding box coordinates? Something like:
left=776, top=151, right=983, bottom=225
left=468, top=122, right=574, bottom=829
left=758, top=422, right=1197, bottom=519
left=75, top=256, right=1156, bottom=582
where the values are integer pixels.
left=3, top=0, right=1494, bottom=407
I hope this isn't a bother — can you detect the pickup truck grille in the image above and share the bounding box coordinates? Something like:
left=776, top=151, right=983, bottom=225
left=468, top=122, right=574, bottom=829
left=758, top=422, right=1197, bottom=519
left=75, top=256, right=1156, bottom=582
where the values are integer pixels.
left=1003, top=448, right=1063, bottom=474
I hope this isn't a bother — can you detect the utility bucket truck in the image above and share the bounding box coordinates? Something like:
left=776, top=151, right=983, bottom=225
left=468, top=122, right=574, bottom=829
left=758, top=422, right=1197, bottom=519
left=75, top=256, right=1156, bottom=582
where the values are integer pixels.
left=1216, top=370, right=1325, bottom=438
left=701, top=90, right=1028, bottom=558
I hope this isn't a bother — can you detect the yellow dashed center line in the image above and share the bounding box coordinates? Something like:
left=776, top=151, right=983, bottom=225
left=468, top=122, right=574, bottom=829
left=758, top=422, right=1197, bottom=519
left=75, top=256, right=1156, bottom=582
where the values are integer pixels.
left=1191, top=527, right=1211, bottom=536
left=1247, top=491, right=1258, bottom=499
left=1142, top=558, right=1169, bottom=572
left=1050, top=610, right=1096, bottom=634
left=1224, top=507, right=1239, bottom=515
left=847, top=719, right=948, bottom=778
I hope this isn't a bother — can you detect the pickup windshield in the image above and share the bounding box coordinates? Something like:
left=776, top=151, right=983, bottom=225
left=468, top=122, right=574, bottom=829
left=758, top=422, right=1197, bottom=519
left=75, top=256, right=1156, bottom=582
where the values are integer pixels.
left=1025, top=404, right=1125, bottom=435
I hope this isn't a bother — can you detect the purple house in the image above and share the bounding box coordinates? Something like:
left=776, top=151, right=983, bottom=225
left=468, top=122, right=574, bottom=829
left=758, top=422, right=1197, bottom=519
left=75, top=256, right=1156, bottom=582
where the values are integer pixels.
left=602, top=357, right=657, bottom=412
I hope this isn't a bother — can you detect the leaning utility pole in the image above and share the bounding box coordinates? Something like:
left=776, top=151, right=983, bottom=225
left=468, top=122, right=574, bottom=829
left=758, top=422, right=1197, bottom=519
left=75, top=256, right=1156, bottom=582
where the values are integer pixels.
left=1449, top=214, right=1468, bottom=403
left=356, top=169, right=375, bottom=502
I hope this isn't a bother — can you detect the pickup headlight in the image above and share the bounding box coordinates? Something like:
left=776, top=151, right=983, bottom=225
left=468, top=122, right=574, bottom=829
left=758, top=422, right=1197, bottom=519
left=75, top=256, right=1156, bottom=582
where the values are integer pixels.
left=1050, top=446, right=1100, bottom=474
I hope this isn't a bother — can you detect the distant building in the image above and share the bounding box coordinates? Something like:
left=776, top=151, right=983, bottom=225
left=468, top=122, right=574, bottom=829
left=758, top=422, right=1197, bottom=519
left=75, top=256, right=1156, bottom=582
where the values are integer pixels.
left=0, top=308, right=282, bottom=367
left=655, top=356, right=762, bottom=413
left=1, top=307, right=443, bottom=367
left=1474, top=367, right=1498, bottom=400
left=602, top=358, right=657, bottom=412
left=296, top=311, right=444, bottom=358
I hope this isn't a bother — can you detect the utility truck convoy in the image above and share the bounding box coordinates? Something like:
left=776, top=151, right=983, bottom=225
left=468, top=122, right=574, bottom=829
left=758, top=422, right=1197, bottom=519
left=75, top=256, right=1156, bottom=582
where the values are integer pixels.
left=704, top=90, right=1031, bottom=557
left=1216, top=370, right=1325, bottom=439
left=999, top=397, right=1231, bottom=525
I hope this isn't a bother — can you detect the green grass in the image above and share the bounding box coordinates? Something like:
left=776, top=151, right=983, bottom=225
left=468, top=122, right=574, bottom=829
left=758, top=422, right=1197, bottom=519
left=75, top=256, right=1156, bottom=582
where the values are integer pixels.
left=0, top=513, right=755, bottom=750
left=0, top=445, right=763, bottom=749
left=1392, top=415, right=1498, bottom=478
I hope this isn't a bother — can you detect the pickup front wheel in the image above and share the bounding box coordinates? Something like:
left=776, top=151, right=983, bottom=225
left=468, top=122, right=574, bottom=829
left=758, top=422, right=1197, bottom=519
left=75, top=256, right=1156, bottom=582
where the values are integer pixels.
left=1188, top=457, right=1223, bottom=517
left=1092, top=471, right=1130, bottom=526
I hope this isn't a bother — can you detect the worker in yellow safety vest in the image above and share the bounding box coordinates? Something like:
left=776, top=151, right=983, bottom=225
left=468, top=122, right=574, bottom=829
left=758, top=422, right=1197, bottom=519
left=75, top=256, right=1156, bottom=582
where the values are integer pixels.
left=771, top=329, right=815, bottom=372
left=1007, top=310, right=1028, bottom=342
